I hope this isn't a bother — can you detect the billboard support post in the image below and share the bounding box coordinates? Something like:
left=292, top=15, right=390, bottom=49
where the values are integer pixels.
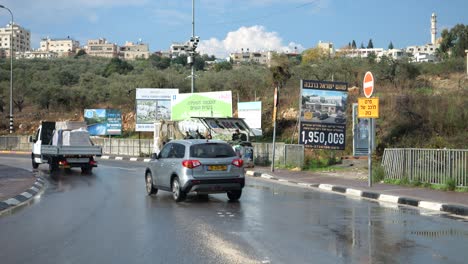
left=368, top=118, right=372, bottom=187
left=271, top=86, right=279, bottom=172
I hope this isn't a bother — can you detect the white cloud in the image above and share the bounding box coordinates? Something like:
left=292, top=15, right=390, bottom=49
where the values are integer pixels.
left=198, top=25, right=304, bottom=58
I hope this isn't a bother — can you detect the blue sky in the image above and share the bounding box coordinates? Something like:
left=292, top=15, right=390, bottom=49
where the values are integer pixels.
left=0, top=0, right=466, bottom=58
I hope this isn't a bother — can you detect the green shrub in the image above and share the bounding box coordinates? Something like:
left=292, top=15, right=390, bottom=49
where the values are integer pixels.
left=372, top=165, right=385, bottom=182
left=444, top=178, right=456, bottom=191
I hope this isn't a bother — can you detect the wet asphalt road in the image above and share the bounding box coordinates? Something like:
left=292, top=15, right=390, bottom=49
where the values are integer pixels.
left=0, top=155, right=467, bottom=264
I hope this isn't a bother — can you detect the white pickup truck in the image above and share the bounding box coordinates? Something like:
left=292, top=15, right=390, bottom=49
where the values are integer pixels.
left=30, top=121, right=102, bottom=173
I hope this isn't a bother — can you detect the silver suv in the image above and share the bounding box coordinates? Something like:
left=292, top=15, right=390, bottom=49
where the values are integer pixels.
left=145, top=139, right=245, bottom=202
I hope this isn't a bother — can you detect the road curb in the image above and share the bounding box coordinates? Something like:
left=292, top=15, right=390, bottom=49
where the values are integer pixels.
left=100, top=155, right=151, bottom=162
left=246, top=170, right=468, bottom=218
left=0, top=177, right=46, bottom=217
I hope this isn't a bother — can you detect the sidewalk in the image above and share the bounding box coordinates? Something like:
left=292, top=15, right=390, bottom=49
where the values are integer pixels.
left=0, top=164, right=45, bottom=216
left=246, top=166, right=468, bottom=217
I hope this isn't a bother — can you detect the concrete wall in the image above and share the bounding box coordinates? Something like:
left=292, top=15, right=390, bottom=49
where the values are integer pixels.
left=0, top=136, right=305, bottom=168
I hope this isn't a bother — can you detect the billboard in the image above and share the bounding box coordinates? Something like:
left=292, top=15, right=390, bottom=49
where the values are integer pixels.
left=171, top=91, right=232, bottom=121
left=299, top=80, right=348, bottom=150
left=136, top=88, right=179, bottom=132
left=238, top=101, right=262, bottom=135
left=238, top=101, right=261, bottom=129
left=84, top=109, right=122, bottom=136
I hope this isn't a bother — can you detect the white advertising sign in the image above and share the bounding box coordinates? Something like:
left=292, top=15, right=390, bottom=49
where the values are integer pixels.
left=135, top=88, right=179, bottom=131
left=238, top=101, right=262, bottom=129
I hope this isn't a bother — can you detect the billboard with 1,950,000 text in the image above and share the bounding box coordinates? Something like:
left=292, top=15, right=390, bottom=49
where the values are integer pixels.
left=299, top=80, right=348, bottom=150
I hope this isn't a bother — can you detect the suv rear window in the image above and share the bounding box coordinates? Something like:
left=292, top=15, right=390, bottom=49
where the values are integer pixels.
left=190, top=143, right=236, bottom=158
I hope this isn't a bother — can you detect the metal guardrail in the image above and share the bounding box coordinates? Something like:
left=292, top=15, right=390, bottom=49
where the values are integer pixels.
left=382, top=148, right=467, bottom=187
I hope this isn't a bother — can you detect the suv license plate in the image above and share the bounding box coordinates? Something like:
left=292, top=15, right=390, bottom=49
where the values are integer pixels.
left=208, top=165, right=227, bottom=171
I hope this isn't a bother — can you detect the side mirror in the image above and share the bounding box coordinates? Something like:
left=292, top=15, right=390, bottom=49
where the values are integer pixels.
left=151, top=153, right=158, bottom=160
left=28, top=136, right=35, bottom=143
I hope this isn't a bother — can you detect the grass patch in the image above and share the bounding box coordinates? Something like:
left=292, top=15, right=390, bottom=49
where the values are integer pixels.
left=383, top=178, right=468, bottom=192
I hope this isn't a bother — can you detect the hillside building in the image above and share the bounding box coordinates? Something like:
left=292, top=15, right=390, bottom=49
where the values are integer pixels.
left=16, top=50, right=58, bottom=59
left=317, top=41, right=335, bottom=56
left=0, top=22, right=31, bottom=57
left=39, top=37, right=80, bottom=57
left=120, top=41, right=150, bottom=60
left=86, top=38, right=118, bottom=58
left=229, top=49, right=273, bottom=65
left=170, top=42, right=191, bottom=58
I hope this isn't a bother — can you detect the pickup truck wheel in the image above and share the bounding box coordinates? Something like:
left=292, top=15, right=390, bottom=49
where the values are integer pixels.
left=145, top=171, right=158, bottom=195
left=81, top=166, right=93, bottom=174
left=49, top=160, right=58, bottom=172
left=172, top=177, right=186, bottom=202
left=31, top=155, right=39, bottom=169
left=227, top=190, right=242, bottom=201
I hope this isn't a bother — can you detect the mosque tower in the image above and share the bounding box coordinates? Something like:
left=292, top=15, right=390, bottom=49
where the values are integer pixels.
left=431, top=13, right=437, bottom=45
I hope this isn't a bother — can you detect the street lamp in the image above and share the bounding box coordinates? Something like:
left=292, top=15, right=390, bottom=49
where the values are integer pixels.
left=0, top=5, right=13, bottom=133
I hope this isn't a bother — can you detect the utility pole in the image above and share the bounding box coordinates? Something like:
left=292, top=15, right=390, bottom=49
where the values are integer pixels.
left=0, top=5, right=14, bottom=133
left=191, top=0, right=195, bottom=93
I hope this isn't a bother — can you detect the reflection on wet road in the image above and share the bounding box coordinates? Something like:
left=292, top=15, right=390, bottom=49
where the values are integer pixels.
left=0, top=156, right=467, bottom=264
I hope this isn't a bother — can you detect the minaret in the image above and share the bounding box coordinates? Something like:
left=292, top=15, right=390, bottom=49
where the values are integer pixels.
left=431, top=13, right=437, bottom=45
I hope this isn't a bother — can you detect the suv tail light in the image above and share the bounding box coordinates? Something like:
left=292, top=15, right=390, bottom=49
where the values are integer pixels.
left=232, top=159, right=243, bottom=167
left=182, top=160, right=202, bottom=169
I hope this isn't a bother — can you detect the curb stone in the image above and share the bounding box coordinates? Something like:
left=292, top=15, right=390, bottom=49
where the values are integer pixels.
left=246, top=170, right=468, bottom=218
left=0, top=177, right=46, bottom=216
left=100, top=155, right=152, bottom=162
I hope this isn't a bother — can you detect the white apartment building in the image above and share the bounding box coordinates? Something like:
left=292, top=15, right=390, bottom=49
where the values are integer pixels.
left=170, top=42, right=191, bottom=58
left=405, top=44, right=438, bottom=62
left=229, top=49, right=273, bottom=65
left=16, top=50, right=58, bottom=59
left=0, top=22, right=31, bottom=57
left=39, top=37, right=80, bottom=57
left=120, top=41, right=150, bottom=60
left=86, top=38, right=118, bottom=58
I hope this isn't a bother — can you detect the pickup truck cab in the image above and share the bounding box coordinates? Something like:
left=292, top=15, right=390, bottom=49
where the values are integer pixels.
left=30, top=121, right=102, bottom=173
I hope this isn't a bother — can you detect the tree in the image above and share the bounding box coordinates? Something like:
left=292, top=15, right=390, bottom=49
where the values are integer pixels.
left=351, top=40, right=357, bottom=49
left=367, top=39, right=374, bottom=49
left=269, top=53, right=291, bottom=88
left=301, top=48, right=328, bottom=64
left=213, top=61, right=233, bottom=72
left=103, top=58, right=134, bottom=77
left=74, top=49, right=86, bottom=58
left=360, top=42, right=365, bottom=49
left=193, top=55, right=205, bottom=71
left=388, top=41, right=394, bottom=50
left=171, top=55, right=188, bottom=67
left=149, top=54, right=170, bottom=70
left=438, top=24, right=468, bottom=58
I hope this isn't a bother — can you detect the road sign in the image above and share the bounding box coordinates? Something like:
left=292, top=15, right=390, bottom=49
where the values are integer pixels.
left=358, top=97, right=379, bottom=118
left=363, top=71, right=374, bottom=98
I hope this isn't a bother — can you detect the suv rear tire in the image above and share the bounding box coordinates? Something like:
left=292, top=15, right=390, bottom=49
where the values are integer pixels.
left=227, top=190, right=242, bottom=201
left=172, top=177, right=186, bottom=202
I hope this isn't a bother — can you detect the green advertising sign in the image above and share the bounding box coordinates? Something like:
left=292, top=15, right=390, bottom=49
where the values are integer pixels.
left=171, top=91, right=232, bottom=121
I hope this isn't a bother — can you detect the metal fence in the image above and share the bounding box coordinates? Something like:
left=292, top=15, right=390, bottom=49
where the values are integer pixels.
left=253, top=143, right=304, bottom=168
left=0, top=136, right=305, bottom=168
left=382, top=148, right=467, bottom=187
